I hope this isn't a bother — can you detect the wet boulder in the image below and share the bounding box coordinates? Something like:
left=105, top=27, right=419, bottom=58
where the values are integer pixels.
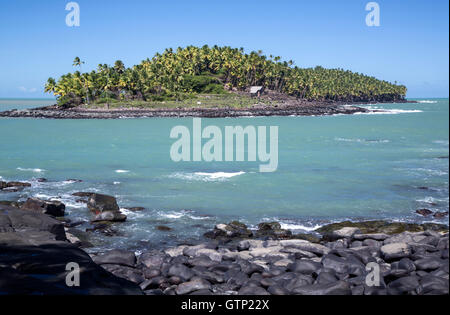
left=87, top=193, right=120, bottom=213
left=20, top=198, right=65, bottom=217
left=434, top=212, right=449, bottom=219
left=6, top=181, right=32, bottom=188
left=416, top=209, right=433, bottom=217
left=204, top=221, right=253, bottom=239
left=255, top=222, right=292, bottom=240
left=87, top=193, right=126, bottom=223
left=92, top=211, right=127, bottom=223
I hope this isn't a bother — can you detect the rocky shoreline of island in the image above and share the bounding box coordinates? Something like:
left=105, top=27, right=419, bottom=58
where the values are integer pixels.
left=1, top=179, right=448, bottom=295
left=0, top=98, right=416, bottom=119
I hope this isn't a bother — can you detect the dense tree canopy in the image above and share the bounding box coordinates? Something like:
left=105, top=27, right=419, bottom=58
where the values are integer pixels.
left=45, top=46, right=407, bottom=106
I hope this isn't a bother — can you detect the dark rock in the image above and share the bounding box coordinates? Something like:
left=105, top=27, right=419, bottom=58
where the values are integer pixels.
left=316, top=271, right=339, bottom=284
left=140, top=276, right=166, bottom=290
left=287, top=260, right=321, bottom=274
left=93, top=250, right=136, bottom=267
left=350, top=241, right=363, bottom=248
left=156, top=225, right=172, bottom=232
left=241, top=262, right=265, bottom=275
left=260, top=278, right=276, bottom=288
left=0, top=206, right=66, bottom=244
left=256, top=222, right=292, bottom=239
left=101, top=264, right=144, bottom=283
left=6, top=181, right=31, bottom=188
left=352, top=285, right=365, bottom=295
left=387, top=276, right=420, bottom=295
left=144, top=289, right=164, bottom=295
left=138, top=251, right=167, bottom=269
left=321, top=254, right=349, bottom=274
left=169, top=276, right=183, bottom=285
left=191, top=267, right=224, bottom=284
left=87, top=193, right=126, bottom=222
left=0, top=187, right=22, bottom=192
left=238, top=284, right=270, bottom=295
left=258, top=222, right=281, bottom=231
left=434, top=212, right=449, bottom=219
left=419, top=275, right=449, bottom=295
left=205, top=221, right=253, bottom=240
left=20, top=198, right=65, bottom=217
left=72, top=192, right=95, bottom=198
left=176, top=278, right=211, bottom=295
left=291, top=281, right=352, bottom=295
left=125, top=207, right=146, bottom=212
left=85, top=223, right=122, bottom=237
left=168, top=264, right=194, bottom=281
left=87, top=193, right=119, bottom=213
left=285, top=274, right=314, bottom=291
left=364, top=286, right=388, bottom=295
left=190, top=289, right=213, bottom=295
left=188, top=256, right=217, bottom=268
left=414, top=257, right=445, bottom=271
left=267, top=285, right=290, bottom=295
left=143, top=268, right=161, bottom=279
left=389, top=258, right=416, bottom=278
left=416, top=209, right=433, bottom=217
left=224, top=270, right=249, bottom=287
left=0, top=243, right=143, bottom=295
left=362, top=239, right=381, bottom=247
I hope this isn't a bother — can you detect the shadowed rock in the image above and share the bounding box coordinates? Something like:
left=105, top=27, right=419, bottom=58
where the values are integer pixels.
left=0, top=244, right=143, bottom=295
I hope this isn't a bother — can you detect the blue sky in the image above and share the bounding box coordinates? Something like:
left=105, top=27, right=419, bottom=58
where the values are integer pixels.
left=0, top=0, right=448, bottom=98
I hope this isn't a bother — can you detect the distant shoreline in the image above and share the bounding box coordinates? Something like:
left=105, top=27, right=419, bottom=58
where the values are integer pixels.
left=0, top=99, right=416, bottom=119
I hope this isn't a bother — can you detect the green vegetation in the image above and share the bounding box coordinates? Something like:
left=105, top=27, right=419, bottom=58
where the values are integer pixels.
left=45, top=46, right=407, bottom=107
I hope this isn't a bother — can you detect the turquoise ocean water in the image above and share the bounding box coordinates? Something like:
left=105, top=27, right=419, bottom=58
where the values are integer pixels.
left=0, top=99, right=448, bottom=251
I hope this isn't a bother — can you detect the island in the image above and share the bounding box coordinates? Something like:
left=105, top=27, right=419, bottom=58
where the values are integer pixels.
left=0, top=46, right=410, bottom=119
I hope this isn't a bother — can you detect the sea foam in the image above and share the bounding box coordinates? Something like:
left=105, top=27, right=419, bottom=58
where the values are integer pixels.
left=17, top=167, right=45, bottom=173
left=355, top=109, right=423, bottom=115
left=168, top=171, right=245, bottom=182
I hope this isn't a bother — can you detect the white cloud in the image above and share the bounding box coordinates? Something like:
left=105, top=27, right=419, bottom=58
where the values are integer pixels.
left=19, top=86, right=38, bottom=93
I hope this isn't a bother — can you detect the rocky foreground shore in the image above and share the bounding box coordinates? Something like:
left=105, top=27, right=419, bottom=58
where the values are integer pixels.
left=1, top=189, right=448, bottom=295
left=0, top=104, right=370, bottom=119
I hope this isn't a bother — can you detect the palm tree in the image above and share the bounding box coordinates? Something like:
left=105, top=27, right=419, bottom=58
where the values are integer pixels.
left=44, top=78, right=57, bottom=94
left=73, top=57, right=90, bottom=105
left=45, top=47, right=407, bottom=106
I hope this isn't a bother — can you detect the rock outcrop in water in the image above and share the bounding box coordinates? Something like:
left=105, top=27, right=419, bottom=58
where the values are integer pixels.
left=0, top=104, right=370, bottom=119
left=20, top=197, right=66, bottom=217
left=86, top=193, right=127, bottom=222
